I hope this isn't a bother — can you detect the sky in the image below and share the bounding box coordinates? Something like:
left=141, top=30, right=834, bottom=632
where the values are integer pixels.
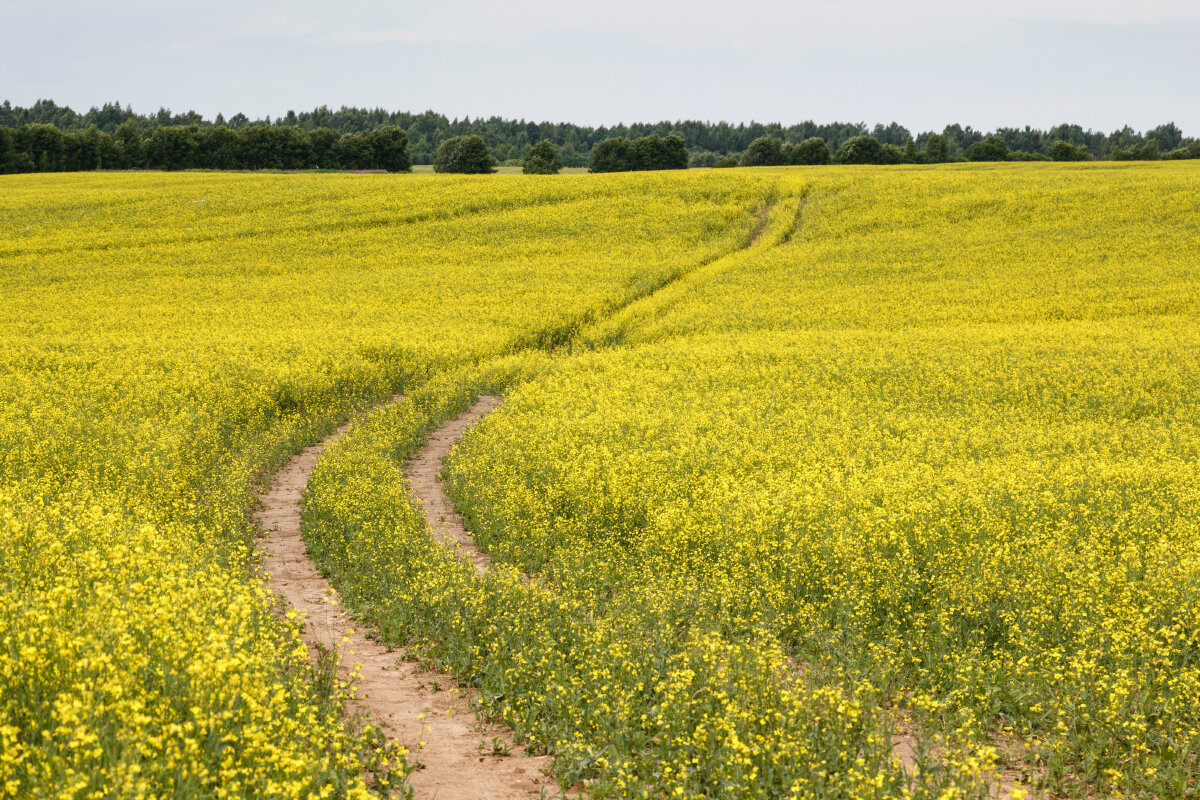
left=2, top=0, right=1198, bottom=135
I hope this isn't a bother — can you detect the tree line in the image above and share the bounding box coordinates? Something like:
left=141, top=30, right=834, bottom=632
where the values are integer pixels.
left=0, top=122, right=410, bottom=173
left=731, top=132, right=1200, bottom=166
left=2, top=99, right=1197, bottom=174
left=5, top=99, right=1195, bottom=167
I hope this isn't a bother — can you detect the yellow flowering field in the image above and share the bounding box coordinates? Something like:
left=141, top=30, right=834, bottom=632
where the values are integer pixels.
left=0, top=170, right=769, bottom=798
left=435, top=164, right=1200, bottom=797
left=5, top=163, right=1198, bottom=799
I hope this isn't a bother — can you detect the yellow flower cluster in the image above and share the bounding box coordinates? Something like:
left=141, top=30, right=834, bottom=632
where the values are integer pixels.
left=0, top=170, right=767, bottom=798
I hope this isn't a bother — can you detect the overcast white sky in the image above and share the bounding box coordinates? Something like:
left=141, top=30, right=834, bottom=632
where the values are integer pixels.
left=3, top=0, right=1198, bottom=134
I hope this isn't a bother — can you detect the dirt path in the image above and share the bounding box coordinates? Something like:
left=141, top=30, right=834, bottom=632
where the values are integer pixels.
left=255, top=395, right=548, bottom=800
left=405, top=396, right=501, bottom=575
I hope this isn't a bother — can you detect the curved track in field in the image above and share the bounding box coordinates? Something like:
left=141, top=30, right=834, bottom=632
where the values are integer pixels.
left=255, top=395, right=544, bottom=800
left=405, top=396, right=502, bottom=576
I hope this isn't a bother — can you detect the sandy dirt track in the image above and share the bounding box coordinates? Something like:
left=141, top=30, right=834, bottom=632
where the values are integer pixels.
left=255, top=395, right=549, bottom=799
left=405, top=396, right=501, bottom=575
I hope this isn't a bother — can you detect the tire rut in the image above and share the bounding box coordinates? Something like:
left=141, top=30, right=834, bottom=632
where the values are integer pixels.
left=405, top=396, right=501, bottom=576
left=255, top=395, right=547, bottom=800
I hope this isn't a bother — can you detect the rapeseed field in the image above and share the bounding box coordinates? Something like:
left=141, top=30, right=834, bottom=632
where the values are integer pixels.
left=0, top=170, right=768, bottom=798
left=4, top=164, right=1198, bottom=798
left=440, top=165, right=1200, bottom=797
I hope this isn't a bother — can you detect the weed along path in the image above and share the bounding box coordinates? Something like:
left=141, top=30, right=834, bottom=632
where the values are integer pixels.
left=255, top=395, right=547, bottom=800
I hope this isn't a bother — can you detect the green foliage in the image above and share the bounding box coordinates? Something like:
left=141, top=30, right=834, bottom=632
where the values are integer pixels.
left=879, top=143, right=908, bottom=164
left=740, top=136, right=788, bottom=167
left=0, top=126, right=34, bottom=173
left=965, top=135, right=1010, bottom=162
left=433, top=134, right=497, bottom=174
left=309, top=128, right=341, bottom=169
left=371, top=126, right=412, bottom=172
left=834, top=135, right=884, bottom=164
left=333, top=131, right=374, bottom=170
left=145, top=126, right=198, bottom=171
left=1111, top=139, right=1159, bottom=161
left=113, top=119, right=142, bottom=168
left=239, top=125, right=315, bottom=170
left=1, top=99, right=1195, bottom=168
left=1047, top=140, right=1092, bottom=161
left=590, top=135, right=687, bottom=173
left=1164, top=140, right=1200, bottom=160
left=522, top=140, right=563, bottom=174
left=1007, top=150, right=1050, bottom=162
left=18, top=123, right=65, bottom=171
left=1145, top=122, right=1183, bottom=152
left=0, top=119, right=409, bottom=173
left=713, top=155, right=740, bottom=168
left=787, top=137, right=830, bottom=165
left=635, top=134, right=688, bottom=170
left=588, top=138, right=635, bottom=172
left=2, top=104, right=1194, bottom=173
left=196, top=126, right=241, bottom=170
left=922, top=134, right=950, bottom=163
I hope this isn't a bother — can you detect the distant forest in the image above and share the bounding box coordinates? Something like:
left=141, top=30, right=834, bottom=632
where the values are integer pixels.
left=1, top=99, right=1196, bottom=172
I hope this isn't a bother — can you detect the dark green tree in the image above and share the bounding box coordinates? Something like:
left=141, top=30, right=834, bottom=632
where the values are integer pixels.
left=370, top=126, right=411, bottom=172
left=1164, top=140, right=1200, bottom=160
left=62, top=128, right=99, bottom=171
left=113, top=119, right=142, bottom=168
left=878, top=143, right=907, bottom=164
left=661, top=135, right=689, bottom=169
left=237, top=125, right=313, bottom=170
left=922, top=134, right=949, bottom=163
left=1047, top=140, right=1091, bottom=161
left=335, top=131, right=377, bottom=170
left=0, top=126, right=34, bottom=173
left=788, top=137, right=830, bottom=165
left=1145, top=123, right=1183, bottom=152
left=522, top=140, right=563, bottom=174
left=834, top=135, right=884, bottom=164
left=276, top=126, right=315, bottom=169
left=433, top=135, right=496, bottom=173
left=145, top=126, right=198, bottom=170
left=633, top=134, right=670, bottom=170
left=588, top=137, right=636, bottom=172
left=199, top=126, right=242, bottom=170
left=19, top=123, right=65, bottom=171
left=872, top=121, right=913, bottom=146
left=965, top=135, right=1009, bottom=161
left=740, top=136, right=787, bottom=166
left=309, top=128, right=341, bottom=169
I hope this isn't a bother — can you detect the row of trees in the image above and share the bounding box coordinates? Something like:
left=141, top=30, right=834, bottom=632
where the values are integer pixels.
left=588, top=135, right=689, bottom=172
left=5, top=100, right=1193, bottom=164
left=4, top=118, right=1197, bottom=176
left=721, top=132, right=1200, bottom=167
left=0, top=123, right=410, bottom=173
